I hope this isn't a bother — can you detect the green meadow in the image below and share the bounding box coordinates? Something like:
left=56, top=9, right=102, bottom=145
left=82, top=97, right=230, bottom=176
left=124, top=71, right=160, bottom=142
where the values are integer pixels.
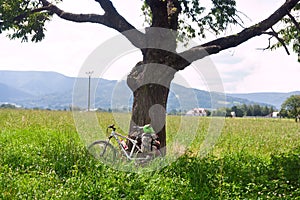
left=1, top=109, right=300, bottom=199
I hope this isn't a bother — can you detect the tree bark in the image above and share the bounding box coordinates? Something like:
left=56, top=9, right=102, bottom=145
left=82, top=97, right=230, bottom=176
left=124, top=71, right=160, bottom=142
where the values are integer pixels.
left=130, top=83, right=170, bottom=155
left=127, top=53, right=178, bottom=155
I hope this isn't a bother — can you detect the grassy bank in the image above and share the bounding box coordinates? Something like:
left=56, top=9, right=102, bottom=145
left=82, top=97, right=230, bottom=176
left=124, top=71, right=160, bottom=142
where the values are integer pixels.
left=0, top=109, right=299, bottom=199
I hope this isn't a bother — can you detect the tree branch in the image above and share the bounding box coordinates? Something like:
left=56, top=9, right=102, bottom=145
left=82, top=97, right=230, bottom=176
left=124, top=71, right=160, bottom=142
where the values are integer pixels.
left=167, top=0, right=181, bottom=30
left=287, top=12, right=300, bottom=31
left=38, top=0, right=145, bottom=49
left=258, top=28, right=290, bottom=55
left=146, top=0, right=169, bottom=27
left=177, top=0, right=300, bottom=70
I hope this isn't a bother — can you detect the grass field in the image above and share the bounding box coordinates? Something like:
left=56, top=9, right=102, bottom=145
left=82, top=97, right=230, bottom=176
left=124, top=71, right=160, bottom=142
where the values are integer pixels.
left=1, top=109, right=300, bottom=199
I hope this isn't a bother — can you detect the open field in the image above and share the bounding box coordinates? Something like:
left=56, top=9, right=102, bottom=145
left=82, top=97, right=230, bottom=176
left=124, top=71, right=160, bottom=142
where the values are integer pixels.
left=1, top=109, right=300, bottom=199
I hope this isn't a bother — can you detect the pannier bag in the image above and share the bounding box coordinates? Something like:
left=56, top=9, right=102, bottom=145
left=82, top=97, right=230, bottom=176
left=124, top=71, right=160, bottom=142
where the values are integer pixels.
left=141, top=124, right=158, bottom=153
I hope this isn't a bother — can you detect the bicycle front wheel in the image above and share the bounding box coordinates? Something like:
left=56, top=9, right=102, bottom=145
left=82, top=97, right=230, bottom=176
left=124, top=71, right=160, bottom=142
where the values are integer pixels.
left=88, top=140, right=117, bottom=162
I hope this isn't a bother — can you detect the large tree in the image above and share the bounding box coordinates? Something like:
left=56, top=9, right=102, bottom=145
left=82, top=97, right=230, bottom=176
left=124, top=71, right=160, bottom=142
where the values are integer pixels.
left=281, top=95, right=300, bottom=121
left=1, top=0, right=299, bottom=153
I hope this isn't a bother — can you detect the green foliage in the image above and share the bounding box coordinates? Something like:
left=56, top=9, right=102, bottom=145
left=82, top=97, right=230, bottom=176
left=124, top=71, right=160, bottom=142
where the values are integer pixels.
left=141, top=0, right=300, bottom=61
left=179, top=0, right=239, bottom=37
left=0, top=103, right=18, bottom=109
left=281, top=95, right=300, bottom=118
left=213, top=104, right=275, bottom=117
left=141, top=1, right=152, bottom=26
left=141, top=0, right=240, bottom=42
left=271, top=3, right=300, bottom=62
left=1, top=110, right=300, bottom=199
left=0, top=0, right=54, bottom=42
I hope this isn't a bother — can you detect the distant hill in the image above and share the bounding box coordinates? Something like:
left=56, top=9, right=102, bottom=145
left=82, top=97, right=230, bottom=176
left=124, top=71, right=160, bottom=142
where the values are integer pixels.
left=227, top=91, right=300, bottom=109
left=0, top=71, right=74, bottom=95
left=0, top=70, right=293, bottom=110
left=0, top=82, right=33, bottom=102
left=167, top=84, right=268, bottom=111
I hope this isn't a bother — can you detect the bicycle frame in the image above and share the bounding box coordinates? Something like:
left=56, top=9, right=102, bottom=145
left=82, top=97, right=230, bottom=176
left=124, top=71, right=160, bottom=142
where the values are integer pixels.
left=107, top=129, right=145, bottom=161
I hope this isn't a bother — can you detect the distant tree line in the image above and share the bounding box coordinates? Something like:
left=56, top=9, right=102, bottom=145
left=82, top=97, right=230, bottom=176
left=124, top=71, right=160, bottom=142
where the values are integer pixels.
left=167, top=104, right=276, bottom=117
left=0, top=103, right=19, bottom=109
left=212, top=104, right=276, bottom=117
left=69, top=105, right=131, bottom=113
left=168, top=109, right=187, bottom=115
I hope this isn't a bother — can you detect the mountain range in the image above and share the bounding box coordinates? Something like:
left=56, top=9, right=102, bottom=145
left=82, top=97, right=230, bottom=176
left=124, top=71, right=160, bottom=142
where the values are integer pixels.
left=0, top=70, right=298, bottom=111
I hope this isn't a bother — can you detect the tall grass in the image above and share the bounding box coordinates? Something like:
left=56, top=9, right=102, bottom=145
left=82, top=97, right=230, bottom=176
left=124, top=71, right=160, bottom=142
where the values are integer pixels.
left=0, top=109, right=299, bottom=199
left=211, top=118, right=300, bottom=158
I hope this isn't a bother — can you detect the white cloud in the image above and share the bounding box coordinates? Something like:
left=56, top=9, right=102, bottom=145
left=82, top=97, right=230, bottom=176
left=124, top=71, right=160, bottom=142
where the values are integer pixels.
left=235, top=49, right=300, bottom=93
left=212, top=36, right=300, bottom=93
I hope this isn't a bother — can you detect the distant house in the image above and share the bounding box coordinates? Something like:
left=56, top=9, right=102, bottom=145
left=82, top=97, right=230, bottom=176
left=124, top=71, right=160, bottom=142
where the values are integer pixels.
left=230, top=111, right=236, bottom=118
left=271, top=111, right=280, bottom=118
left=264, top=111, right=280, bottom=118
left=186, top=108, right=207, bottom=116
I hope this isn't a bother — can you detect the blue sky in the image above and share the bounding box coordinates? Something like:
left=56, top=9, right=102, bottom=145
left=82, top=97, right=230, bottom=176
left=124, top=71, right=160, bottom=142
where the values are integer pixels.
left=0, top=0, right=299, bottom=93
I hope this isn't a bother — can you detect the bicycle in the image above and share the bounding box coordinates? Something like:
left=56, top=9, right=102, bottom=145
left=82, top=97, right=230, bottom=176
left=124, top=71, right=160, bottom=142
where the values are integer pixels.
left=88, top=124, right=162, bottom=164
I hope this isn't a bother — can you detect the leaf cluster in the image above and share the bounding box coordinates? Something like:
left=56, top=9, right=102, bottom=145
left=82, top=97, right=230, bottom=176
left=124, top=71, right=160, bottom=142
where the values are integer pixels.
left=179, top=0, right=239, bottom=38
left=271, top=3, right=300, bottom=61
left=141, top=0, right=241, bottom=43
left=0, top=0, right=57, bottom=42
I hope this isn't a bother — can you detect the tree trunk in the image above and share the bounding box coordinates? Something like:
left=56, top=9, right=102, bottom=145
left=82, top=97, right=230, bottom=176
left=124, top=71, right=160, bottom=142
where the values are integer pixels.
left=125, top=26, right=179, bottom=155
left=130, top=83, right=169, bottom=155
left=127, top=60, right=177, bottom=155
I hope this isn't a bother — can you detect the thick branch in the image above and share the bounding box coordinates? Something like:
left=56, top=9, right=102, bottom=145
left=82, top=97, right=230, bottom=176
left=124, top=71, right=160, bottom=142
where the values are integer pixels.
left=39, top=0, right=145, bottom=48
left=94, top=0, right=116, bottom=12
left=177, top=0, right=300, bottom=70
left=167, top=0, right=181, bottom=30
left=38, top=0, right=107, bottom=24
left=146, top=0, right=169, bottom=27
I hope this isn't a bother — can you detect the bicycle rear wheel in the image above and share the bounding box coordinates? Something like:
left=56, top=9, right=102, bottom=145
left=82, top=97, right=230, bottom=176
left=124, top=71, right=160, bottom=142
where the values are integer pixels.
left=88, top=140, right=117, bottom=162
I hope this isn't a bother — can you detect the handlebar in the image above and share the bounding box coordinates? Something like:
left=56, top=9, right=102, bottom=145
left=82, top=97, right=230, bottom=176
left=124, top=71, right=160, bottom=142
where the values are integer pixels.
left=107, top=124, right=116, bottom=131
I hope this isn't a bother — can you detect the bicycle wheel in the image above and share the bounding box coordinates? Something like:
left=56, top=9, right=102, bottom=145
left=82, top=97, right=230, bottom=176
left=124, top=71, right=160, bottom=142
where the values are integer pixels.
left=88, top=140, right=117, bottom=162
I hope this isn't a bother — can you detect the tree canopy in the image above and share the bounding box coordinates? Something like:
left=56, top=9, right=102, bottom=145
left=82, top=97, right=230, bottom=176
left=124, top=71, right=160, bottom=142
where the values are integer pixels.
left=0, top=0, right=299, bottom=62
left=281, top=95, right=300, bottom=119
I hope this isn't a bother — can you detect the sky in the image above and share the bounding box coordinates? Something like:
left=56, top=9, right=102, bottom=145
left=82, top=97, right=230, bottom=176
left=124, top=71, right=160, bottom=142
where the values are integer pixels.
left=0, top=0, right=299, bottom=93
